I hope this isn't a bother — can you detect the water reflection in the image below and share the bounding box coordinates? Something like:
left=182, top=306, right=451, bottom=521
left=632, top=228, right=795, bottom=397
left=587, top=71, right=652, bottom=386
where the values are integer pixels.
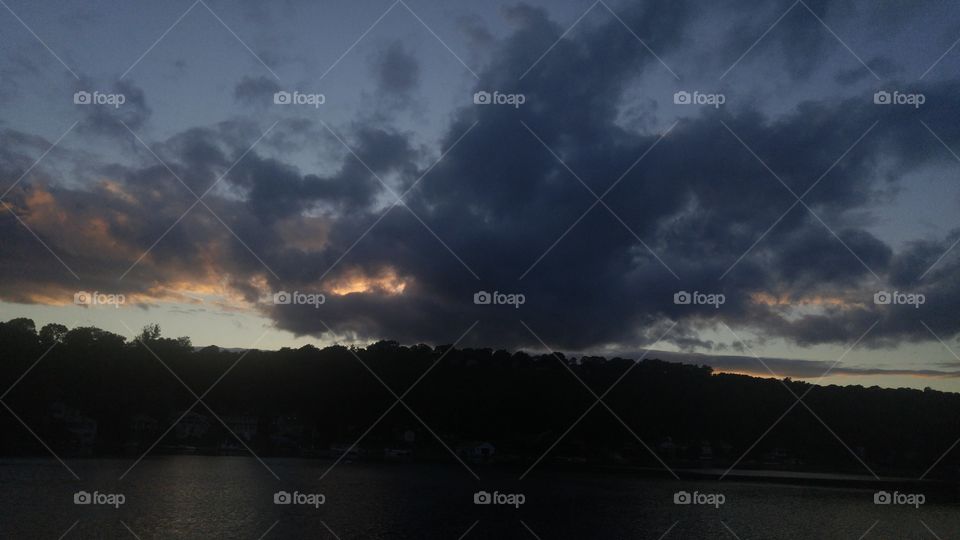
left=0, top=457, right=956, bottom=538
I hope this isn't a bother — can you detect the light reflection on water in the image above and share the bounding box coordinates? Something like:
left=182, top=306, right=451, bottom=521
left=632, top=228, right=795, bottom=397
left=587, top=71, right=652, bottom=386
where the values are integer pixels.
left=0, top=457, right=957, bottom=539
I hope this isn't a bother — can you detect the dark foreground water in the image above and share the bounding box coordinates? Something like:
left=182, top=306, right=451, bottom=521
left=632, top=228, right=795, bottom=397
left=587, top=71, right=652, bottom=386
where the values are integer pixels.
left=1, top=457, right=957, bottom=539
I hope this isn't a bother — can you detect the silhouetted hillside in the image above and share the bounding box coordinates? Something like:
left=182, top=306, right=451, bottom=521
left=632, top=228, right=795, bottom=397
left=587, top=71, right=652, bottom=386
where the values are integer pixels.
left=1, top=318, right=959, bottom=479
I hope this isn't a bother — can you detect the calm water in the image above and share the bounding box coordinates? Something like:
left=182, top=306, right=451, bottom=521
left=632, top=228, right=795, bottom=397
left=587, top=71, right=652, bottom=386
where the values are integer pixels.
left=1, top=457, right=957, bottom=539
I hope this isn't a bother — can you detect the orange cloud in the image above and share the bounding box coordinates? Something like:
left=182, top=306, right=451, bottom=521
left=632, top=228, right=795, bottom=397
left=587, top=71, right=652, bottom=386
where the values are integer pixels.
left=327, top=267, right=409, bottom=296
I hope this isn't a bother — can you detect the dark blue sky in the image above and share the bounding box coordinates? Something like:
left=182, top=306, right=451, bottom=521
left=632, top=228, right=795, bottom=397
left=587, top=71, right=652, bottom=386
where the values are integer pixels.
left=2, top=0, right=960, bottom=390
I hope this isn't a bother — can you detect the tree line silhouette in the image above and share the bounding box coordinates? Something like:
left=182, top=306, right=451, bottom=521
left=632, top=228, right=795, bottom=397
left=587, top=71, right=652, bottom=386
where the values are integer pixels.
left=1, top=317, right=958, bottom=480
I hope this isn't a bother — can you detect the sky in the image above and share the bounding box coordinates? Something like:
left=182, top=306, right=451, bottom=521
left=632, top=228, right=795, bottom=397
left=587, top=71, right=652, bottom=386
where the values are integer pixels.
left=2, top=0, right=960, bottom=390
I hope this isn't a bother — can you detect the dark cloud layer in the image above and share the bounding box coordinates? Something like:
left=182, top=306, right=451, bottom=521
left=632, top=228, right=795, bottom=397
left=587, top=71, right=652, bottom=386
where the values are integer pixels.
left=2, top=0, right=960, bottom=356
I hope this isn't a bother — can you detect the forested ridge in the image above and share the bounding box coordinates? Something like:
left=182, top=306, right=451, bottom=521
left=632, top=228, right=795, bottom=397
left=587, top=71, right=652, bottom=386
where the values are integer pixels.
left=1, top=317, right=958, bottom=479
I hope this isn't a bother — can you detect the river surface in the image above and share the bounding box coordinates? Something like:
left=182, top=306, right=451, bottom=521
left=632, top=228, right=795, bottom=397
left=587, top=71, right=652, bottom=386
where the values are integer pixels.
left=0, top=457, right=956, bottom=538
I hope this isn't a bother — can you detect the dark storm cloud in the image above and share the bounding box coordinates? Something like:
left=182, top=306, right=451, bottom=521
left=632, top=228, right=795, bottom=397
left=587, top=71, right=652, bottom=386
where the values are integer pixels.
left=233, top=76, right=282, bottom=107
left=3, top=0, right=960, bottom=356
left=74, top=79, right=152, bottom=136
left=373, top=41, right=420, bottom=96
left=457, top=15, right=494, bottom=50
